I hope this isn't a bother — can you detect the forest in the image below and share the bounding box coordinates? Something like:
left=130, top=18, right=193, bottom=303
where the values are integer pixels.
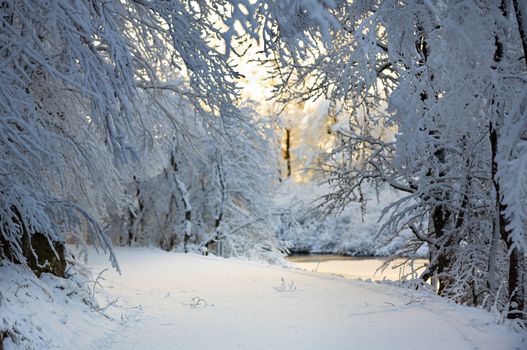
left=1, top=0, right=526, bottom=349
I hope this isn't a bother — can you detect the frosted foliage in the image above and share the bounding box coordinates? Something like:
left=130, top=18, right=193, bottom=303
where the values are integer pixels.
left=498, top=91, right=527, bottom=252
left=258, top=0, right=339, bottom=60
left=0, top=0, right=276, bottom=268
left=274, top=181, right=418, bottom=257
left=102, top=85, right=285, bottom=262
left=3, top=0, right=527, bottom=332
left=267, top=0, right=527, bottom=319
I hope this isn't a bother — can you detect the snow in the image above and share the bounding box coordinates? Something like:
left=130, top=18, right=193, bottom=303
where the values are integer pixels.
left=4, top=247, right=521, bottom=349
left=274, top=180, right=422, bottom=257
left=0, top=262, right=113, bottom=349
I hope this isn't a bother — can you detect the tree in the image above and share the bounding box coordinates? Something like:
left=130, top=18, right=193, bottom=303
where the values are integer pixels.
left=264, top=0, right=527, bottom=320
left=0, top=0, right=267, bottom=274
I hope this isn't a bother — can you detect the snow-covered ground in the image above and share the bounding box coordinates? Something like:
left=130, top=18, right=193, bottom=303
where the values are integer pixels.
left=4, top=247, right=522, bottom=349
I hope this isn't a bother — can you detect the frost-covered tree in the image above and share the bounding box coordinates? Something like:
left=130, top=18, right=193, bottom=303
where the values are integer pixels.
left=104, top=84, right=285, bottom=261
left=264, top=0, right=527, bottom=320
left=0, top=0, right=271, bottom=274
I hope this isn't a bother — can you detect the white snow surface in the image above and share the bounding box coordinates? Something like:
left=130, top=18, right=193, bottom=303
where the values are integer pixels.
left=2, top=247, right=525, bottom=349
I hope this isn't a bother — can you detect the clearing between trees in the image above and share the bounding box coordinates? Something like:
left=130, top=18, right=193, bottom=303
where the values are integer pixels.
left=3, top=247, right=523, bottom=349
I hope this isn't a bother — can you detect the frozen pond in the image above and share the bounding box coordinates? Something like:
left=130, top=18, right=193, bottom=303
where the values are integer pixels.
left=287, top=255, right=428, bottom=281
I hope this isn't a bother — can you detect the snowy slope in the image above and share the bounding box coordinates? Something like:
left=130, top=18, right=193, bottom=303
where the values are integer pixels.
left=77, top=247, right=522, bottom=350
left=2, top=247, right=524, bottom=349
left=0, top=262, right=113, bottom=349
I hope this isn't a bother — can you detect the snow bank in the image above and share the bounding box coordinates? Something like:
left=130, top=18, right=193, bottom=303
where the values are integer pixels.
left=0, top=257, right=112, bottom=349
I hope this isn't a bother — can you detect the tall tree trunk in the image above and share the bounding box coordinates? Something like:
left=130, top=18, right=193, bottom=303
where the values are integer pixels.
left=504, top=235, right=525, bottom=319
left=489, top=123, right=521, bottom=317
left=489, top=121, right=522, bottom=320
left=490, top=1, right=525, bottom=319
left=160, top=168, right=179, bottom=251
left=171, top=154, right=192, bottom=253
left=128, top=176, right=142, bottom=246
left=513, top=0, right=527, bottom=65
left=206, top=156, right=226, bottom=255
left=507, top=0, right=526, bottom=319
left=282, top=128, right=291, bottom=178
left=487, top=123, right=502, bottom=295
left=429, top=147, right=453, bottom=295
left=415, top=22, right=453, bottom=293
left=510, top=0, right=527, bottom=320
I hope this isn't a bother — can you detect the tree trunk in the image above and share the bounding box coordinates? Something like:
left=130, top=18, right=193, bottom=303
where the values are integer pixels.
left=506, top=242, right=525, bottom=319
left=282, top=128, right=291, bottom=178
left=415, top=22, right=453, bottom=293
left=488, top=123, right=523, bottom=319
left=489, top=123, right=503, bottom=293
left=206, top=158, right=226, bottom=255
left=171, top=154, right=192, bottom=253
left=513, top=0, right=527, bottom=66
left=22, top=233, right=66, bottom=278
left=128, top=177, right=142, bottom=246
left=487, top=201, right=502, bottom=294
left=0, top=208, right=66, bottom=277
left=509, top=0, right=527, bottom=320
left=491, top=2, right=525, bottom=319
left=430, top=202, right=452, bottom=294
left=127, top=205, right=134, bottom=245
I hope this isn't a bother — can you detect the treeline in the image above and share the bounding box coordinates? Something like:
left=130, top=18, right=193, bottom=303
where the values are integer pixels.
left=1, top=0, right=525, bottom=323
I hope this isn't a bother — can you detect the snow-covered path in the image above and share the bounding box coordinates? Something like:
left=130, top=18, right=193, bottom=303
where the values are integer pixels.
left=86, top=248, right=524, bottom=350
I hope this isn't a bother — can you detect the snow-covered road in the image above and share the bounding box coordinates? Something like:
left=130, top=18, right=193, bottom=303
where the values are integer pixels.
left=85, top=248, right=524, bottom=350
